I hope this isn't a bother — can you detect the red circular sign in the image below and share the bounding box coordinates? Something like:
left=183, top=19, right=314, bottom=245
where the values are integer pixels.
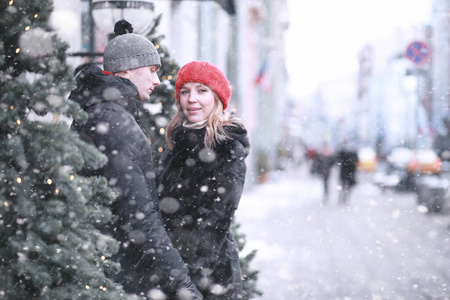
left=405, top=41, right=430, bottom=64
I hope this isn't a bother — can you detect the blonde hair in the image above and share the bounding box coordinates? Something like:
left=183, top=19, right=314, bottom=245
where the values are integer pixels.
left=165, top=91, right=244, bottom=149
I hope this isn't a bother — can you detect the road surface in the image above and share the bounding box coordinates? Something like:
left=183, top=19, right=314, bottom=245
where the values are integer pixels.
left=236, top=165, right=450, bottom=300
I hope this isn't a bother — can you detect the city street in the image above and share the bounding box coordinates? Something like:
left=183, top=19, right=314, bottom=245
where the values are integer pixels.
left=236, top=164, right=450, bottom=300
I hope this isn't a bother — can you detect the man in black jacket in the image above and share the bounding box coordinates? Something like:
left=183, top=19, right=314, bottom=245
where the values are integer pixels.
left=70, top=20, right=202, bottom=299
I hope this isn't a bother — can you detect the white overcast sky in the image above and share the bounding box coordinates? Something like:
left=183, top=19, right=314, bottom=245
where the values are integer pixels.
left=285, top=0, right=434, bottom=98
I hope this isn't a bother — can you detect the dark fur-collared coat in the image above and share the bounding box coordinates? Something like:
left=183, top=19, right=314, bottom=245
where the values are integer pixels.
left=157, top=124, right=250, bottom=299
left=70, top=65, right=201, bottom=298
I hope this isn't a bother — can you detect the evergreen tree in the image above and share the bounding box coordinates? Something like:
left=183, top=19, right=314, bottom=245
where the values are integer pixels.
left=233, top=223, right=263, bottom=300
left=0, top=1, right=125, bottom=298
left=138, top=14, right=179, bottom=165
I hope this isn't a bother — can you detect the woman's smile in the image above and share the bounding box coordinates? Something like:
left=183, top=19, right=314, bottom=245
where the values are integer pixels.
left=180, top=82, right=215, bottom=123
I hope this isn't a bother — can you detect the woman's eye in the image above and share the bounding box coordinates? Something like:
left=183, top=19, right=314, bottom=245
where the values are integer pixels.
left=180, top=90, right=189, bottom=94
left=199, top=89, right=207, bottom=93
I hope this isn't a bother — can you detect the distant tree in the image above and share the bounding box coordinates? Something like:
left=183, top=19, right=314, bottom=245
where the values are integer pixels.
left=0, top=1, right=125, bottom=298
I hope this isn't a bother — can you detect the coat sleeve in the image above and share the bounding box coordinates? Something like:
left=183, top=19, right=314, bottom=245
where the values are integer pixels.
left=189, top=141, right=247, bottom=267
left=85, top=105, right=202, bottom=298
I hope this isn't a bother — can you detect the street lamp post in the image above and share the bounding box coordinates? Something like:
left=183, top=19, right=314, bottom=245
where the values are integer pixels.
left=402, top=73, right=419, bottom=147
left=69, top=0, right=155, bottom=64
left=91, top=0, right=155, bottom=35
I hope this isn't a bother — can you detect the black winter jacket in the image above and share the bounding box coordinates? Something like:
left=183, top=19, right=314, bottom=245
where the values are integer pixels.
left=338, top=150, right=359, bottom=187
left=69, top=65, right=199, bottom=298
left=156, top=124, right=250, bottom=298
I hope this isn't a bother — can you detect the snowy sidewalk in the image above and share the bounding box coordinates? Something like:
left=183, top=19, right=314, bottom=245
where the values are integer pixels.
left=235, top=165, right=450, bottom=300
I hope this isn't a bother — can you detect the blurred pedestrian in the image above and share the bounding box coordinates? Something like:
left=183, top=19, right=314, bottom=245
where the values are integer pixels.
left=313, top=143, right=335, bottom=204
left=307, top=147, right=318, bottom=174
left=157, top=61, right=250, bottom=299
left=70, top=20, right=202, bottom=299
left=337, top=143, right=359, bottom=205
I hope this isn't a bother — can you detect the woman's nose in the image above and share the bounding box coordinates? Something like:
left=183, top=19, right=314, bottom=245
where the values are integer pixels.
left=188, top=92, right=197, bottom=102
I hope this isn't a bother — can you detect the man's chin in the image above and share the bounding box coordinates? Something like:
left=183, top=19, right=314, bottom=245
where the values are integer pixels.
left=140, top=95, right=150, bottom=102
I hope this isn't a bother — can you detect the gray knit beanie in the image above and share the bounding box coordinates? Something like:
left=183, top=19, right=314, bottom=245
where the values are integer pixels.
left=103, top=20, right=161, bottom=73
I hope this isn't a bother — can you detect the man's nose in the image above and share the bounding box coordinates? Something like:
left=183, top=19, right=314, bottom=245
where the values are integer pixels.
left=154, top=74, right=161, bottom=86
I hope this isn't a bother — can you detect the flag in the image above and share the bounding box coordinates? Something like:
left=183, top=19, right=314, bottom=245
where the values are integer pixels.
left=254, top=56, right=272, bottom=93
left=254, top=60, right=268, bottom=85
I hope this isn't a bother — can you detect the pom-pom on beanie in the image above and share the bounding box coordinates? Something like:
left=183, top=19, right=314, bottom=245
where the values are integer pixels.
left=103, top=20, right=161, bottom=73
left=175, top=61, right=231, bottom=110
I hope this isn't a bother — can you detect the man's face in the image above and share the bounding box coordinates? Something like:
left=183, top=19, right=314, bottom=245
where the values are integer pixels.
left=127, top=65, right=161, bottom=101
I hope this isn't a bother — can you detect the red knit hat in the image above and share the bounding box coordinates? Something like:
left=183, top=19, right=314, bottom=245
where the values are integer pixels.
left=175, top=61, right=231, bottom=110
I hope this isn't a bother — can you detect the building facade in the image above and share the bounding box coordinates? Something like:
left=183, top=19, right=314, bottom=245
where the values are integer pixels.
left=51, top=0, right=290, bottom=185
left=431, top=0, right=450, bottom=135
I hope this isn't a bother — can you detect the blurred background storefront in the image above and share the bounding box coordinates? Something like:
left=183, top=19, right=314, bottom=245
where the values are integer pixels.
left=52, top=0, right=290, bottom=186
left=50, top=0, right=450, bottom=185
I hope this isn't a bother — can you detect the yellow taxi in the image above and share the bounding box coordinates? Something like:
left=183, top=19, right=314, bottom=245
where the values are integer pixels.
left=408, top=149, right=442, bottom=175
left=357, top=147, right=377, bottom=171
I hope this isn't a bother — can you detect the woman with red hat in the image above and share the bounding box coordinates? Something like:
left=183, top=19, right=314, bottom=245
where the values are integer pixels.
left=156, top=61, right=250, bottom=299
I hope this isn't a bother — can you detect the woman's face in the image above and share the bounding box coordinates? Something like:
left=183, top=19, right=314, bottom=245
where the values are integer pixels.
left=179, top=82, right=216, bottom=123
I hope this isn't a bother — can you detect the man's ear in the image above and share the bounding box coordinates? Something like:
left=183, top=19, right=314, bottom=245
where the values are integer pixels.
left=115, top=69, right=131, bottom=79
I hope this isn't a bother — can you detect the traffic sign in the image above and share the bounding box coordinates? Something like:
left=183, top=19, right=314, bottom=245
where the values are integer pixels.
left=405, top=41, right=430, bottom=65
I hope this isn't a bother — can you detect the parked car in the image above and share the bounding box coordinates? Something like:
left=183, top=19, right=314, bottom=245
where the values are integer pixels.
left=416, top=175, right=449, bottom=213
left=386, top=147, right=441, bottom=175
left=386, top=147, right=414, bottom=171
left=408, top=149, right=442, bottom=175
left=376, top=147, right=447, bottom=211
left=411, top=149, right=445, bottom=212
left=357, top=147, right=377, bottom=171
left=378, top=147, right=441, bottom=191
left=377, top=147, right=415, bottom=191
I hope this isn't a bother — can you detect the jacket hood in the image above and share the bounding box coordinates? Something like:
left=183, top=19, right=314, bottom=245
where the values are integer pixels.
left=69, top=65, right=142, bottom=115
left=224, top=123, right=250, bottom=154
